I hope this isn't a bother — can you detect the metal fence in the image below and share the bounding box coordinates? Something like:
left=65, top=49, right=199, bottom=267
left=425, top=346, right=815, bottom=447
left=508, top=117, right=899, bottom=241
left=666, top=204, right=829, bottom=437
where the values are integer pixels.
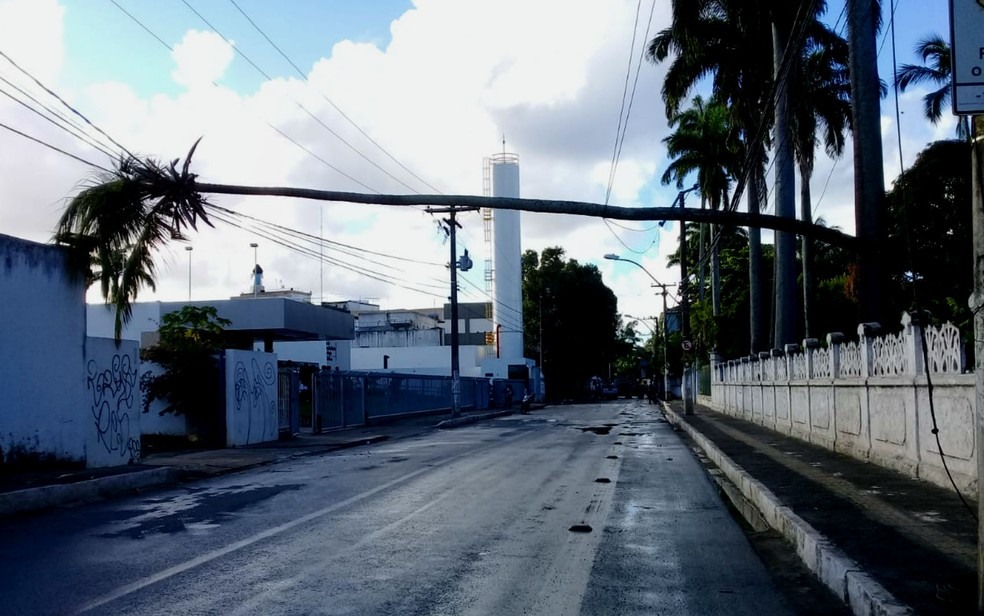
left=311, top=370, right=525, bottom=433
left=277, top=368, right=300, bottom=437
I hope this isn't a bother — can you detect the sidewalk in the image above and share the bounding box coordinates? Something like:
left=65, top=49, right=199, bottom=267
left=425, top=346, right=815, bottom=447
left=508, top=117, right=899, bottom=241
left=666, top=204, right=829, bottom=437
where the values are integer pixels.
left=665, top=400, right=976, bottom=616
left=0, top=408, right=511, bottom=517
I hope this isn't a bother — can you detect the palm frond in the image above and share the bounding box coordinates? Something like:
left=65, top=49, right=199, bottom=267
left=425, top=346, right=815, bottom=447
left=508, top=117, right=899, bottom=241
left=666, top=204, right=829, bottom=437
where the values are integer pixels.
left=53, top=138, right=211, bottom=339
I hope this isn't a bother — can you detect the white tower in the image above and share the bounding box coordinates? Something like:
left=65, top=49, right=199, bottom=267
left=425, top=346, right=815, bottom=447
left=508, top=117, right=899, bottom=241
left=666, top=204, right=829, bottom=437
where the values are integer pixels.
left=491, top=152, right=523, bottom=361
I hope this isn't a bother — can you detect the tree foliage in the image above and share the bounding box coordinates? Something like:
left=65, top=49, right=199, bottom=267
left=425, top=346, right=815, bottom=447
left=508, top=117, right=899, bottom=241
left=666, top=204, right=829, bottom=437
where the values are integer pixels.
left=140, top=306, right=230, bottom=435
left=523, top=247, right=619, bottom=401
left=53, top=140, right=211, bottom=339
left=883, top=139, right=974, bottom=329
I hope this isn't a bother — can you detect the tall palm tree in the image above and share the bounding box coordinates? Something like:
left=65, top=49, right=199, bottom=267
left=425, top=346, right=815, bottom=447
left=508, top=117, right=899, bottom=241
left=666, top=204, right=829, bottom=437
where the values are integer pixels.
left=53, top=140, right=211, bottom=338
left=648, top=0, right=794, bottom=353
left=661, top=95, right=741, bottom=348
left=895, top=34, right=971, bottom=140
left=790, top=34, right=852, bottom=338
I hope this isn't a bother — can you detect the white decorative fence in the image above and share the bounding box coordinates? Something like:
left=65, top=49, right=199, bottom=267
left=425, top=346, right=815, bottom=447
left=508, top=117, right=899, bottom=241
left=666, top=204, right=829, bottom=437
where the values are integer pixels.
left=709, top=312, right=976, bottom=497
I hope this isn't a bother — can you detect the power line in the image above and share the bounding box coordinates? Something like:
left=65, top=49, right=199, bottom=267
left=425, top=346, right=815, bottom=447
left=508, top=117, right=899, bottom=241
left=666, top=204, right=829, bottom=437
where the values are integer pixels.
left=208, top=209, right=448, bottom=299
left=600, top=0, right=661, bottom=256
left=180, top=0, right=420, bottom=194
left=0, top=48, right=136, bottom=160
left=605, top=0, right=642, bottom=207
left=0, top=77, right=118, bottom=161
left=886, top=0, right=975, bottom=520
left=226, top=0, right=442, bottom=195
left=109, top=0, right=384, bottom=193
left=0, top=120, right=109, bottom=171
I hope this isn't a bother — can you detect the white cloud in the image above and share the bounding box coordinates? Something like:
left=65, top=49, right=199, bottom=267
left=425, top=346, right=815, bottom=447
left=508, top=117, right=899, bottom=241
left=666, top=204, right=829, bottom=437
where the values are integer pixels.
left=170, top=30, right=234, bottom=90
left=0, top=0, right=955, bottom=340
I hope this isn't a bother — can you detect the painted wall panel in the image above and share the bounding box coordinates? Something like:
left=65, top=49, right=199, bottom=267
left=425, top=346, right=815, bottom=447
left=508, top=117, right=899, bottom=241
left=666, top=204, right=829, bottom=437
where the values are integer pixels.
left=225, top=350, right=278, bottom=446
left=84, top=337, right=141, bottom=466
left=0, top=235, right=86, bottom=466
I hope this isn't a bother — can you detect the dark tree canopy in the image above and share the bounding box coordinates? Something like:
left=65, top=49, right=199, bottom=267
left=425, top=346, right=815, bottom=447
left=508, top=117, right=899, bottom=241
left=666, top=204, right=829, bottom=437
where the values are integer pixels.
left=522, top=247, right=619, bottom=401
left=883, top=139, right=973, bottom=330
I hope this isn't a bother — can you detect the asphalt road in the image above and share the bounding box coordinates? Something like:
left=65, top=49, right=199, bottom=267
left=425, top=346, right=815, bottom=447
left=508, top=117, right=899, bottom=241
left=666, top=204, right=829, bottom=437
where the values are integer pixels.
left=0, top=400, right=799, bottom=615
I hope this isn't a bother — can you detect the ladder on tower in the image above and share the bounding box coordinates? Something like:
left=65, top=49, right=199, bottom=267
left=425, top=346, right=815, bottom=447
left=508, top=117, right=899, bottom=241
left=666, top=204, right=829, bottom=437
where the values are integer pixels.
left=482, top=157, right=495, bottom=350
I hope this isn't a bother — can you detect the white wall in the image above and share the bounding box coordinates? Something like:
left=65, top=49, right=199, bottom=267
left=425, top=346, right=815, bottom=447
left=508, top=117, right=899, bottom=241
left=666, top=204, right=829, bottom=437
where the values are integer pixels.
left=87, top=302, right=162, bottom=342
left=0, top=235, right=86, bottom=466
left=255, top=339, right=351, bottom=370
left=710, top=317, right=978, bottom=496
left=138, top=361, right=189, bottom=436
left=351, top=344, right=490, bottom=376
left=225, top=350, right=278, bottom=446
left=84, top=337, right=141, bottom=466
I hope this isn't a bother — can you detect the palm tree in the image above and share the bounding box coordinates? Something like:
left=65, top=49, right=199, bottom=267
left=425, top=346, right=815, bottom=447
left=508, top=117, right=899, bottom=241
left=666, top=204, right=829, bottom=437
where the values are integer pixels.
left=648, top=0, right=805, bottom=353
left=53, top=140, right=211, bottom=338
left=895, top=34, right=971, bottom=140
left=661, top=95, right=740, bottom=348
left=790, top=35, right=852, bottom=338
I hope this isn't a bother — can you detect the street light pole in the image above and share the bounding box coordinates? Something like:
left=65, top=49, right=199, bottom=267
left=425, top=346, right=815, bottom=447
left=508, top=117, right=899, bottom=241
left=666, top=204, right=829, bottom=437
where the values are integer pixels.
left=250, top=242, right=258, bottom=297
left=185, top=246, right=193, bottom=301
left=604, top=254, right=677, bottom=406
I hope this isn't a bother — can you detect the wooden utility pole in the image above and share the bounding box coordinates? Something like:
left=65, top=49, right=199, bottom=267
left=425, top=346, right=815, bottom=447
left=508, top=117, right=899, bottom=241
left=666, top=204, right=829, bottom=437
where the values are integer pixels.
left=428, top=205, right=479, bottom=418
left=846, top=0, right=886, bottom=324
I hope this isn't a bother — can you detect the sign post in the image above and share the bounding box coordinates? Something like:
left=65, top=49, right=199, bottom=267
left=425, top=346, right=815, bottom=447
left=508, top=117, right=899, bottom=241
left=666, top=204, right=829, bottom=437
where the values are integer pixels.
left=950, top=0, right=984, bottom=115
left=952, top=2, right=984, bottom=612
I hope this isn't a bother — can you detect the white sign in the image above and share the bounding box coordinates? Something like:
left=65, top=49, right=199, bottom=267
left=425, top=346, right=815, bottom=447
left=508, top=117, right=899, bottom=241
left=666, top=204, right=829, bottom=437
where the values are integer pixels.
left=950, top=0, right=984, bottom=114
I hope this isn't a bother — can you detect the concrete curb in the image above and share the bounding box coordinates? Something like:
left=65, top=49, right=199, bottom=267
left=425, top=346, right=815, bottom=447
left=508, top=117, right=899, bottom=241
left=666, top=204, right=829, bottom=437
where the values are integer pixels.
left=0, top=467, right=175, bottom=517
left=662, top=404, right=914, bottom=616
left=435, top=410, right=513, bottom=429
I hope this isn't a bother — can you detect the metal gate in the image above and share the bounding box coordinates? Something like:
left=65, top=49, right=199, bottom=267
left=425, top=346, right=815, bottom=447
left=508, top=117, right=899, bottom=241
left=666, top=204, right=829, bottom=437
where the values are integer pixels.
left=311, top=370, right=345, bottom=434
left=277, top=368, right=300, bottom=437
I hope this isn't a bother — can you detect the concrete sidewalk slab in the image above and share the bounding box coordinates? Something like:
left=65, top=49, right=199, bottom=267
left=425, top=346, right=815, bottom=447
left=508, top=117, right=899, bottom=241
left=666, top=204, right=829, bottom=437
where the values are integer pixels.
left=664, top=400, right=976, bottom=616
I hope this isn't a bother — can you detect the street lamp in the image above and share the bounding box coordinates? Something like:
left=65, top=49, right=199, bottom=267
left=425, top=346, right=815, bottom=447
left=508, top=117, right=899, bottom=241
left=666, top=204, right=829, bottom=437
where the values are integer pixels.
left=604, top=253, right=677, bottom=408
left=250, top=242, right=259, bottom=297
left=184, top=246, right=193, bottom=301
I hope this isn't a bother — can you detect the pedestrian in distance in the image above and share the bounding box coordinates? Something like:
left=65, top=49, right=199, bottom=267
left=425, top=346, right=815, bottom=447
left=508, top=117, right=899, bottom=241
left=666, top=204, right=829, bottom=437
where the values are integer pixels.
left=504, top=383, right=514, bottom=409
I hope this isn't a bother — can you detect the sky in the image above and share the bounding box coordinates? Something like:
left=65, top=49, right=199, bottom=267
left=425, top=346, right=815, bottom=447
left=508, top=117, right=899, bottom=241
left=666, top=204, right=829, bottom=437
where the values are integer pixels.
left=0, top=0, right=958, bottom=340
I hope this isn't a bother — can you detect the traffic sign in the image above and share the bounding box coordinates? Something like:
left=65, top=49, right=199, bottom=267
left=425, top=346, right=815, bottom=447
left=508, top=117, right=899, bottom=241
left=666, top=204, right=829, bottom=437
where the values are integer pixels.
left=949, top=0, right=984, bottom=114
left=681, top=340, right=693, bottom=351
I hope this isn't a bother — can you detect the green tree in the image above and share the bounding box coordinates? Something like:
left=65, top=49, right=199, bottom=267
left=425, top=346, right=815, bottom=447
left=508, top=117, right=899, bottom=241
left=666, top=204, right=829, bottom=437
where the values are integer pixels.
left=53, top=141, right=210, bottom=339
left=661, top=95, right=741, bottom=350
left=523, top=247, right=619, bottom=401
left=895, top=35, right=971, bottom=140
left=883, top=140, right=974, bottom=330
left=141, top=306, right=230, bottom=440
left=649, top=0, right=848, bottom=350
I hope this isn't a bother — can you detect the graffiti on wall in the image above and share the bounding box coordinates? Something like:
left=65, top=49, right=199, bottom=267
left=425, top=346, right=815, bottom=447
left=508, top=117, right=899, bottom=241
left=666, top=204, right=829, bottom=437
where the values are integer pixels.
left=233, top=357, right=277, bottom=444
left=86, top=353, right=140, bottom=463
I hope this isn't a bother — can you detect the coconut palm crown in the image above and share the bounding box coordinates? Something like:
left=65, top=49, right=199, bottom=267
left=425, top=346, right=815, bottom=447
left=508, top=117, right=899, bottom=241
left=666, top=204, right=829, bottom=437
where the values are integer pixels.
left=53, top=138, right=211, bottom=339
left=895, top=34, right=970, bottom=140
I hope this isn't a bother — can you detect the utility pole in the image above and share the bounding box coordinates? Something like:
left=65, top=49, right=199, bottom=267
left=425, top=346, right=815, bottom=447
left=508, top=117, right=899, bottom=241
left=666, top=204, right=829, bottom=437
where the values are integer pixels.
left=972, top=114, right=984, bottom=614
left=655, top=283, right=675, bottom=403
left=677, top=186, right=697, bottom=415
left=428, top=205, right=478, bottom=418
left=846, top=0, right=886, bottom=324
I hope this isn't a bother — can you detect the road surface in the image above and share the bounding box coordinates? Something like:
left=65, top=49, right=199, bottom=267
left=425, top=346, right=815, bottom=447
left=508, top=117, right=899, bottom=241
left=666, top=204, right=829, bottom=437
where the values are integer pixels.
left=0, top=400, right=806, bottom=615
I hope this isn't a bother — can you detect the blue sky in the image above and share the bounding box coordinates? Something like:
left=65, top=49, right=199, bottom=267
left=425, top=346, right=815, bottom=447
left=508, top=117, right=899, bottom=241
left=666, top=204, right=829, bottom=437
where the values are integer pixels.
left=60, top=0, right=413, bottom=97
left=0, top=0, right=964, bottom=325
